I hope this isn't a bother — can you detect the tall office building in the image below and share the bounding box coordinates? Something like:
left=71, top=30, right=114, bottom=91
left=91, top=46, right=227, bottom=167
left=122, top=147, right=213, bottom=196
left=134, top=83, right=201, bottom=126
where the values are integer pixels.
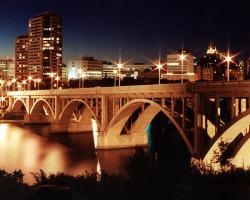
left=15, top=35, right=29, bottom=80
left=28, top=12, right=62, bottom=80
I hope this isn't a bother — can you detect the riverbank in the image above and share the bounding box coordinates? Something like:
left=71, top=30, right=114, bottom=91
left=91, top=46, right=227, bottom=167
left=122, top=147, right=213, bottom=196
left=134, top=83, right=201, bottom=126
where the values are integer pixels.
left=2, top=167, right=250, bottom=200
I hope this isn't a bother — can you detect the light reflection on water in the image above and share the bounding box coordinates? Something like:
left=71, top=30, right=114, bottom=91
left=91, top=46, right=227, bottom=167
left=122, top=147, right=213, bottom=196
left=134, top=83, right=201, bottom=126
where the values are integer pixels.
left=0, top=123, right=135, bottom=184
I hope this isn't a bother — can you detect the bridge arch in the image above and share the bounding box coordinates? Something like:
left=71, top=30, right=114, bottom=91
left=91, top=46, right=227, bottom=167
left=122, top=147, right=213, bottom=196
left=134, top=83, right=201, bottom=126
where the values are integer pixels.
left=11, top=98, right=28, bottom=114
left=106, top=99, right=194, bottom=154
left=59, top=99, right=101, bottom=131
left=203, top=108, right=250, bottom=164
left=30, top=99, right=55, bottom=120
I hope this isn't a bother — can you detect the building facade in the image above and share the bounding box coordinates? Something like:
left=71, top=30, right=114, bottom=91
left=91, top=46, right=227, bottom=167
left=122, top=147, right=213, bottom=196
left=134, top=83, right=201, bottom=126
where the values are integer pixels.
left=68, top=57, right=103, bottom=80
left=0, top=59, right=15, bottom=80
left=67, top=59, right=82, bottom=80
left=15, top=35, right=29, bottom=80
left=164, top=49, right=198, bottom=81
left=28, top=12, right=63, bottom=80
left=81, top=57, right=103, bottom=79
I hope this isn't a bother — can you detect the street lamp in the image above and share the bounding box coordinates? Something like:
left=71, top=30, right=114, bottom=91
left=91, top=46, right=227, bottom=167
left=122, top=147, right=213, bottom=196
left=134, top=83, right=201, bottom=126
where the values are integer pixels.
left=78, top=69, right=83, bottom=88
left=22, top=80, right=27, bottom=91
left=179, top=52, right=186, bottom=84
left=0, top=80, right=4, bottom=97
left=55, top=76, right=60, bottom=89
left=37, top=78, right=41, bottom=90
left=81, top=72, right=86, bottom=88
left=50, top=72, right=55, bottom=89
left=6, top=81, right=11, bottom=91
left=113, top=69, right=117, bottom=86
left=225, top=53, right=232, bottom=82
left=117, top=63, right=123, bottom=86
left=28, top=75, right=32, bottom=90
left=11, top=78, right=17, bottom=91
left=156, top=62, right=164, bottom=85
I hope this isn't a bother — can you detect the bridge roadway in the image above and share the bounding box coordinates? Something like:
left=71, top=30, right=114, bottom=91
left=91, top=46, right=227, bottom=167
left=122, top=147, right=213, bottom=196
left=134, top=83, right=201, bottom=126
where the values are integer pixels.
left=4, top=81, right=250, bottom=168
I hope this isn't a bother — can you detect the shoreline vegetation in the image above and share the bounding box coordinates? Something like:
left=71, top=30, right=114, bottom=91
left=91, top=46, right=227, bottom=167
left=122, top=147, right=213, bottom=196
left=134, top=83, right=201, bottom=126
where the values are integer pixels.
left=2, top=147, right=250, bottom=200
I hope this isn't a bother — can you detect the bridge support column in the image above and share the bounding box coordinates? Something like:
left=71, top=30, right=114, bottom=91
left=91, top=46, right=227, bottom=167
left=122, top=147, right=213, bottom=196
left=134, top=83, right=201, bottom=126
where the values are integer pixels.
left=182, top=97, right=186, bottom=130
left=101, top=96, right=108, bottom=133
left=54, top=96, right=61, bottom=120
left=247, top=97, right=250, bottom=109
left=96, top=132, right=148, bottom=149
left=6, top=97, right=14, bottom=112
left=194, top=93, right=202, bottom=156
left=171, top=96, right=175, bottom=116
left=22, top=96, right=32, bottom=122
left=231, top=96, right=236, bottom=120
left=215, top=95, right=220, bottom=133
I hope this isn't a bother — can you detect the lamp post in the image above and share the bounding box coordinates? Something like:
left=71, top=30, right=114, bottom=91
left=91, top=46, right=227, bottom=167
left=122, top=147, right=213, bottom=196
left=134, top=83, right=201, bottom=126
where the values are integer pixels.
left=225, top=53, right=232, bottom=82
left=37, top=78, right=41, bottom=90
left=0, top=80, right=4, bottom=96
left=55, top=76, right=60, bottom=89
left=117, top=63, right=123, bottom=86
left=50, top=72, right=55, bottom=89
left=12, top=78, right=17, bottom=91
left=78, top=69, right=83, bottom=88
left=113, top=69, right=117, bottom=86
left=28, top=75, right=32, bottom=90
left=81, top=72, right=86, bottom=88
left=7, top=81, right=11, bottom=91
left=22, top=80, right=27, bottom=91
left=179, top=52, right=186, bottom=84
left=156, top=62, right=163, bottom=85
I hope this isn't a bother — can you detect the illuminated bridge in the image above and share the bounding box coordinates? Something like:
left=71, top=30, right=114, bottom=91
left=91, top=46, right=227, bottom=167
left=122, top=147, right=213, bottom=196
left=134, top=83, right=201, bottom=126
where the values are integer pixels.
left=3, top=81, right=250, bottom=167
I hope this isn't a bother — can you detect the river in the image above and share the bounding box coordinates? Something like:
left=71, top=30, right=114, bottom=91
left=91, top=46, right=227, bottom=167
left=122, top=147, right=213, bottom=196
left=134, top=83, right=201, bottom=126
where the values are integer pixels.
left=0, top=123, right=136, bottom=184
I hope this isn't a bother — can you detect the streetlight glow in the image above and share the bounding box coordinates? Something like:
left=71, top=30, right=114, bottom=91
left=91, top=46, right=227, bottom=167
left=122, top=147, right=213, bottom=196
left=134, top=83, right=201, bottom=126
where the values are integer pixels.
left=156, top=62, right=163, bottom=85
left=0, top=96, right=5, bottom=102
left=223, top=51, right=234, bottom=82
left=225, top=55, right=232, bottom=62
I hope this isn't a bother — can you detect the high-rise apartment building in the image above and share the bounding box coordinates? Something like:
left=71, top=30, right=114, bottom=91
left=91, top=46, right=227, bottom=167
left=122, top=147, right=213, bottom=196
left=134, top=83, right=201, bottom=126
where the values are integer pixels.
left=28, top=12, right=62, bottom=80
left=15, top=35, right=29, bottom=80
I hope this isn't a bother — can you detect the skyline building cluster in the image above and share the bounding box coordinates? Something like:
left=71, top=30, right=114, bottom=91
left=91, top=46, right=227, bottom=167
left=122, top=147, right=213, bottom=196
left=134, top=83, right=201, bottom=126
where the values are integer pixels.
left=0, top=11, right=249, bottom=88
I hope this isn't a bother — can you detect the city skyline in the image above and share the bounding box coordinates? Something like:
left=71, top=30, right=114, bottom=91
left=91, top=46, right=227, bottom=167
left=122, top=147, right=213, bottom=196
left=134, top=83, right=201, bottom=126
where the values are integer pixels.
left=0, top=0, right=250, bottom=62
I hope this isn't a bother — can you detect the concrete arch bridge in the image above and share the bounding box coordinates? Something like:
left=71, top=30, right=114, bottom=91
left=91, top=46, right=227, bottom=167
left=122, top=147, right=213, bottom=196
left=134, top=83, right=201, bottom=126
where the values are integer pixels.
left=5, top=81, right=250, bottom=165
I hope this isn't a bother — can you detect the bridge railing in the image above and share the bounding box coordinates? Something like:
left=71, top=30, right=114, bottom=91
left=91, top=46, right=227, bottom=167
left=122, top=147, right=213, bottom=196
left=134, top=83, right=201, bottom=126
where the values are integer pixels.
left=7, top=83, right=188, bottom=96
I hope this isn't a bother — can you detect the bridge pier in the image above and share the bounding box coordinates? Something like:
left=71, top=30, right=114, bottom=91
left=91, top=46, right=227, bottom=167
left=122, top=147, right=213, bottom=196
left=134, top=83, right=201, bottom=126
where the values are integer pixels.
left=96, top=131, right=148, bottom=149
left=50, top=120, right=93, bottom=133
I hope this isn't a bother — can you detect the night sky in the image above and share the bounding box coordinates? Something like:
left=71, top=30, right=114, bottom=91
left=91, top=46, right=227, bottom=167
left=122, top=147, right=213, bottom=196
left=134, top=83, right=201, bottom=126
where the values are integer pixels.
left=0, top=0, right=250, bottom=63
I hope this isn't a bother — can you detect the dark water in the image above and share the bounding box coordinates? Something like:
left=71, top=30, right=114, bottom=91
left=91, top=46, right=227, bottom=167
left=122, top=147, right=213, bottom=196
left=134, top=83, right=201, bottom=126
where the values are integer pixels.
left=0, top=123, right=135, bottom=184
